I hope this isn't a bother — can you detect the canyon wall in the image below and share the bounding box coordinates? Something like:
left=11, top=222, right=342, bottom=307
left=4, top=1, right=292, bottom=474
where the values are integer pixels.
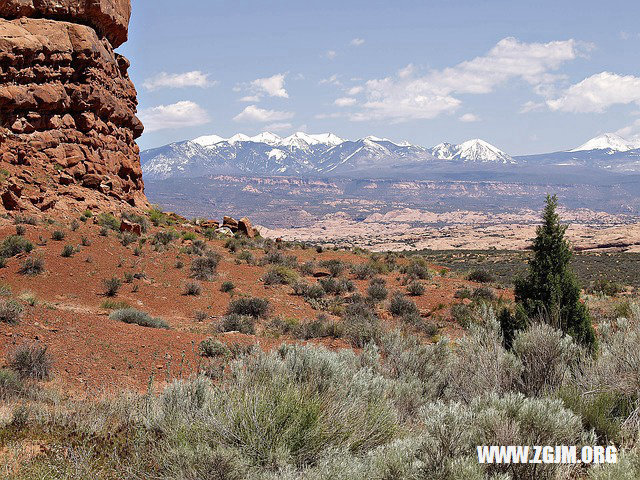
left=0, top=0, right=147, bottom=213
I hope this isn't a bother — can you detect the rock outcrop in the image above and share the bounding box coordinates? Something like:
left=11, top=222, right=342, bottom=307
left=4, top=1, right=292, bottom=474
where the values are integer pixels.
left=0, top=0, right=147, bottom=214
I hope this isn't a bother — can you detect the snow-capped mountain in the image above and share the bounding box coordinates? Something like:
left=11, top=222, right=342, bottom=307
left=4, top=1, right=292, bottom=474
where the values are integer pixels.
left=570, top=133, right=640, bottom=153
left=141, top=132, right=518, bottom=180
left=431, top=139, right=515, bottom=164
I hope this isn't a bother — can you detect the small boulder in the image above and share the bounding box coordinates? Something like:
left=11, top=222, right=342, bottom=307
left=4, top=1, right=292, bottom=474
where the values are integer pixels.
left=215, top=226, right=234, bottom=237
left=238, top=217, right=254, bottom=238
left=120, top=219, right=141, bottom=236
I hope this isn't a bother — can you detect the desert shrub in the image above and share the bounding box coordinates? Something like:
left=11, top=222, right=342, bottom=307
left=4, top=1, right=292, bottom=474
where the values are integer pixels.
left=0, top=235, right=34, bottom=257
left=447, top=306, right=521, bottom=401
left=175, top=260, right=184, bottom=269
left=153, top=230, right=178, bottom=246
left=220, top=281, right=235, bottom=293
left=406, top=280, right=425, bottom=296
left=97, top=212, right=121, bottom=231
left=81, top=236, right=91, bottom=246
left=61, top=245, right=74, bottom=257
left=15, top=224, right=26, bottom=235
left=0, top=299, right=23, bottom=325
left=296, top=281, right=326, bottom=300
left=99, top=226, right=109, bottom=236
left=263, top=266, right=299, bottom=285
left=236, top=250, right=255, bottom=264
left=319, top=277, right=355, bottom=295
left=293, top=315, right=343, bottom=340
left=51, top=229, right=65, bottom=241
left=149, top=205, right=173, bottom=226
left=454, top=287, right=473, bottom=299
left=351, top=263, right=378, bottom=279
left=184, top=281, right=202, bottom=296
left=587, top=277, right=623, bottom=297
left=451, top=303, right=474, bottom=328
left=181, top=231, right=197, bottom=241
left=367, top=278, right=388, bottom=302
left=0, top=257, right=5, bottom=268
left=70, top=219, right=79, bottom=231
left=467, top=269, right=496, bottom=283
left=227, top=297, right=269, bottom=318
left=14, top=215, right=37, bottom=225
left=472, top=286, right=497, bottom=301
left=19, top=257, right=44, bottom=275
left=320, top=259, right=346, bottom=277
left=191, top=251, right=221, bottom=280
left=7, top=342, right=52, bottom=380
left=199, top=338, right=231, bottom=358
left=512, top=322, right=578, bottom=396
left=401, top=258, right=431, bottom=280
left=219, top=314, right=256, bottom=335
left=102, top=277, right=122, bottom=297
left=389, top=292, right=419, bottom=317
left=299, top=261, right=316, bottom=276
left=0, top=368, right=24, bottom=400
left=121, top=212, right=149, bottom=233
left=193, top=311, right=208, bottom=322
left=109, top=308, right=169, bottom=329
left=262, top=250, right=298, bottom=268
left=121, top=232, right=137, bottom=247
left=343, top=301, right=381, bottom=347
left=100, top=299, right=131, bottom=310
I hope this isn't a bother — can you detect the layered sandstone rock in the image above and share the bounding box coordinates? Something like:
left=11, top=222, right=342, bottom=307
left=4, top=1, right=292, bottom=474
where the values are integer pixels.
left=0, top=0, right=146, bottom=214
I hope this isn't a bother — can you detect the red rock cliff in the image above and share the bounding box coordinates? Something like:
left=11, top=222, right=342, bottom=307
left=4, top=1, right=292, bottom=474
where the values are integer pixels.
left=0, top=0, right=147, bottom=214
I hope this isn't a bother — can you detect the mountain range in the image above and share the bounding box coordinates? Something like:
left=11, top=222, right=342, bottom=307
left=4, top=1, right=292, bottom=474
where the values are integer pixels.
left=141, top=131, right=640, bottom=180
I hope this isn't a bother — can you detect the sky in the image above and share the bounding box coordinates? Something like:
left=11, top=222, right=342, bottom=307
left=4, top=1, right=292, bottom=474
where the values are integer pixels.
left=120, top=0, right=640, bottom=155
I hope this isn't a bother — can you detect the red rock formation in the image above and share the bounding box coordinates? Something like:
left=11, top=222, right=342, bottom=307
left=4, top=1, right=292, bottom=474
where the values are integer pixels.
left=0, top=0, right=147, bottom=215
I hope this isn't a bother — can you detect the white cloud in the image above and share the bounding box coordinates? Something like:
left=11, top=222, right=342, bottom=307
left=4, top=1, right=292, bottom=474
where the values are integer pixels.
left=143, top=71, right=214, bottom=91
left=615, top=118, right=640, bottom=139
left=264, top=122, right=293, bottom=132
left=320, top=74, right=342, bottom=86
left=347, top=86, right=363, bottom=95
left=334, top=97, right=357, bottom=107
left=352, top=37, right=586, bottom=122
left=546, top=72, right=640, bottom=113
left=138, top=101, right=210, bottom=132
left=315, top=112, right=344, bottom=119
left=459, top=113, right=480, bottom=122
left=233, top=105, right=294, bottom=123
left=235, top=74, right=289, bottom=102
left=350, top=38, right=365, bottom=47
left=325, top=50, right=337, bottom=60
left=520, top=100, right=545, bottom=113
left=239, top=95, right=261, bottom=102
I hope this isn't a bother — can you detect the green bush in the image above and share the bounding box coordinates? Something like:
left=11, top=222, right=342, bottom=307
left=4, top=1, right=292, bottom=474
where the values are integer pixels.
left=389, top=292, right=419, bottom=317
left=0, top=368, right=24, bottom=400
left=343, top=301, right=381, bottom=347
left=367, top=278, right=388, bottom=302
left=121, top=232, right=137, bottom=247
left=227, top=297, right=270, bottom=318
left=103, top=277, right=122, bottom=297
left=219, top=314, right=256, bottom=335
left=153, top=230, right=178, bottom=246
left=0, top=235, right=34, bottom=257
left=191, top=251, right=221, bottom=280
left=7, top=343, right=52, bottom=380
left=51, top=229, right=65, bottom=241
left=61, top=245, right=74, bottom=257
left=109, top=308, right=169, bottom=329
left=406, top=281, right=425, bottom=296
left=0, top=299, right=23, bottom=325
left=220, top=281, right=235, bottom=293
left=15, top=224, right=26, bottom=235
left=184, top=281, right=202, bottom=296
left=97, top=213, right=121, bottom=231
left=19, top=257, right=44, bottom=275
left=263, top=266, right=299, bottom=285
left=467, top=269, right=496, bottom=283
left=199, top=338, right=231, bottom=358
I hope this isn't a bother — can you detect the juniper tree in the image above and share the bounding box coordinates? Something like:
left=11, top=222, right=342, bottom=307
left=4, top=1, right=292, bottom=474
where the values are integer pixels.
left=510, top=195, right=596, bottom=350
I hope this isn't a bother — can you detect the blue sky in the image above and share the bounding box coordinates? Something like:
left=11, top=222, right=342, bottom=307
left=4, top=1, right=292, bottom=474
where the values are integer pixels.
left=121, top=0, right=640, bottom=155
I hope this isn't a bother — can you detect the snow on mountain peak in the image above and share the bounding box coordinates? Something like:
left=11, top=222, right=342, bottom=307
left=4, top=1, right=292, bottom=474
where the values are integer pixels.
left=431, top=139, right=514, bottom=163
left=570, top=133, right=640, bottom=153
left=192, top=134, right=226, bottom=147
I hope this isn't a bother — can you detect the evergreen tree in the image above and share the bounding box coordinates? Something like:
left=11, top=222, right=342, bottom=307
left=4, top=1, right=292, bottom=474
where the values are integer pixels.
left=512, top=195, right=596, bottom=350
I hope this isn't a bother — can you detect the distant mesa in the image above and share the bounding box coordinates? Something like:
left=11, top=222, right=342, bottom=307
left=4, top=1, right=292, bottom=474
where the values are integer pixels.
left=0, top=0, right=147, bottom=215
